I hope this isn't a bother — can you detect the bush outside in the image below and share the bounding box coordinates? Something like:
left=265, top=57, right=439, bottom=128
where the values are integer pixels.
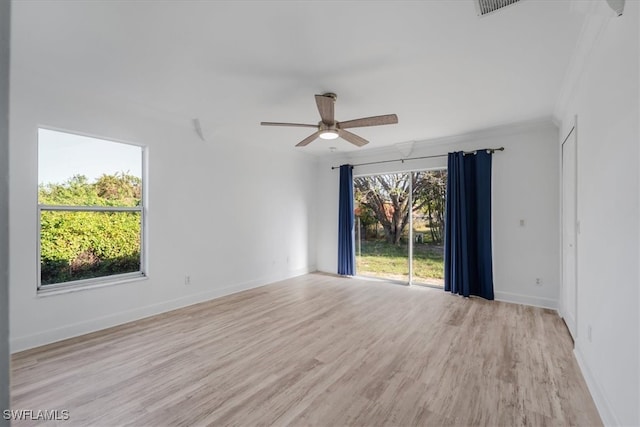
left=39, top=173, right=142, bottom=285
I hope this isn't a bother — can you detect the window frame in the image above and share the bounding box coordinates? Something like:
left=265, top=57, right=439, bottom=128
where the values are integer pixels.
left=36, top=128, right=147, bottom=293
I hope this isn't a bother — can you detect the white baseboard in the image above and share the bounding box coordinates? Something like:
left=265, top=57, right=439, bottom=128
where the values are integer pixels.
left=11, top=267, right=314, bottom=353
left=494, top=290, right=557, bottom=310
left=314, top=276, right=557, bottom=310
left=574, top=344, right=618, bottom=426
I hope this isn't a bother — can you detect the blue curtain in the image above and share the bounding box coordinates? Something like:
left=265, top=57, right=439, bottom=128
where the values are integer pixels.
left=337, top=165, right=355, bottom=275
left=444, top=151, right=494, bottom=300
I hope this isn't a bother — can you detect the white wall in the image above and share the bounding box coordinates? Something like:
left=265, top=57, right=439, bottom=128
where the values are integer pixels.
left=9, top=74, right=318, bottom=352
left=558, top=3, right=639, bottom=425
left=316, top=120, right=561, bottom=309
left=0, top=0, right=10, bottom=422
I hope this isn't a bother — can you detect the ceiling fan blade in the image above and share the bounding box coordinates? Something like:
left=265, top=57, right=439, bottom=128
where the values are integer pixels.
left=296, top=131, right=322, bottom=147
left=338, top=129, right=369, bottom=147
left=261, top=122, right=318, bottom=128
left=338, top=114, right=398, bottom=129
left=315, top=94, right=335, bottom=125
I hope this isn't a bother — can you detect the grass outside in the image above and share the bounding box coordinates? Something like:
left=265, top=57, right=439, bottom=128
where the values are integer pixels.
left=356, top=239, right=444, bottom=286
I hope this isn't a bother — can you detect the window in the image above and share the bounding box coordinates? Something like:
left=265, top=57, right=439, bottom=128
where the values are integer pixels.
left=38, top=128, right=145, bottom=290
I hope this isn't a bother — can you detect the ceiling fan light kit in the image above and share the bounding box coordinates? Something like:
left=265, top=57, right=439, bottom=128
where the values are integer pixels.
left=319, top=130, right=339, bottom=140
left=260, top=93, right=398, bottom=147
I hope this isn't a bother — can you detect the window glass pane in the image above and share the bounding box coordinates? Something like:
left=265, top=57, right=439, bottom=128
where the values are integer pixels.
left=354, top=173, right=410, bottom=282
left=38, top=129, right=142, bottom=207
left=40, top=210, right=141, bottom=285
left=412, top=170, right=446, bottom=287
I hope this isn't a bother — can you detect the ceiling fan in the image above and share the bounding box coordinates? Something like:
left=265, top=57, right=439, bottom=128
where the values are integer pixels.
left=260, top=93, right=398, bottom=147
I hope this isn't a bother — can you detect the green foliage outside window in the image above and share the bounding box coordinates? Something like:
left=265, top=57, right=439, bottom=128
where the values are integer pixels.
left=39, top=173, right=142, bottom=286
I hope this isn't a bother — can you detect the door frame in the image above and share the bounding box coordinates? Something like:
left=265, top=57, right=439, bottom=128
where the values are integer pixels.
left=560, top=118, right=578, bottom=340
left=352, top=168, right=446, bottom=287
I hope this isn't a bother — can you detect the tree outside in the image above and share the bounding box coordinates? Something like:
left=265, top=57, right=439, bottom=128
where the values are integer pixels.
left=354, top=170, right=447, bottom=285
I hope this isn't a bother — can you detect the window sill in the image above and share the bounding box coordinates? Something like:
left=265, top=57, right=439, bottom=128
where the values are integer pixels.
left=37, top=273, right=148, bottom=297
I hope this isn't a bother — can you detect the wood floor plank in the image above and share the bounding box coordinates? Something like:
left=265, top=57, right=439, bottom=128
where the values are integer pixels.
left=11, top=274, right=601, bottom=426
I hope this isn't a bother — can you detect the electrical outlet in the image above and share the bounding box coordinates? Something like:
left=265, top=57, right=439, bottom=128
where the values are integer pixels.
left=184, top=275, right=191, bottom=285
left=535, top=278, right=542, bottom=286
left=519, top=219, right=525, bottom=227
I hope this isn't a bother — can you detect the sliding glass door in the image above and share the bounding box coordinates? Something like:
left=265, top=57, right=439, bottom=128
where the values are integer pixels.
left=354, top=169, right=446, bottom=286
left=411, top=170, right=446, bottom=287
left=354, top=173, right=410, bottom=282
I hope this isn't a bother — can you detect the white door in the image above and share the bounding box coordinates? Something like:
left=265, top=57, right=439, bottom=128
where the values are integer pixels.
left=561, top=128, right=577, bottom=340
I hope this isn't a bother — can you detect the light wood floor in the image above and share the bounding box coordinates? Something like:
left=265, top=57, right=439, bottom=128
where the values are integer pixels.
left=11, top=274, right=601, bottom=426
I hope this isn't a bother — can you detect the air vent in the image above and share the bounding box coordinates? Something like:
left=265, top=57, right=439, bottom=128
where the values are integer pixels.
left=475, top=0, right=521, bottom=16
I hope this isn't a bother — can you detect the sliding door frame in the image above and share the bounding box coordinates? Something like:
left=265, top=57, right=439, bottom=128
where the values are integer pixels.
left=353, top=167, right=446, bottom=287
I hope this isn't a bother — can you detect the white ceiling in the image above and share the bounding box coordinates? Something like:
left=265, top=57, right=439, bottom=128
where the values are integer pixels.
left=12, top=0, right=587, bottom=155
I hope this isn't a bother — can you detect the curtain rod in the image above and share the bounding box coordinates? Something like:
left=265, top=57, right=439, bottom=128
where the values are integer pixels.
left=330, top=147, right=505, bottom=170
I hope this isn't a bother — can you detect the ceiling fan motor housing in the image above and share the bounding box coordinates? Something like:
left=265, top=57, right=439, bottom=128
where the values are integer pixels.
left=322, top=93, right=337, bottom=102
